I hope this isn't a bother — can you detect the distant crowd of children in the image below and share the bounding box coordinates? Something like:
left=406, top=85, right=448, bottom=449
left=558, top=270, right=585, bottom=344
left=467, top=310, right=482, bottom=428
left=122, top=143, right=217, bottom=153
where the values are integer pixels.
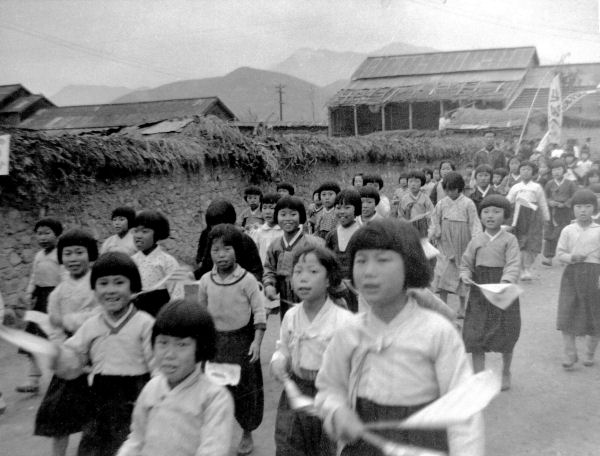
left=2, top=133, right=599, bottom=456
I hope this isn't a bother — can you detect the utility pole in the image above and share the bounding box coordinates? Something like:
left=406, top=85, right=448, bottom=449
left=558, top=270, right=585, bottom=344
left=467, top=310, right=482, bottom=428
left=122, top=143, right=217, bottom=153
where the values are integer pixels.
left=276, top=84, right=285, bottom=121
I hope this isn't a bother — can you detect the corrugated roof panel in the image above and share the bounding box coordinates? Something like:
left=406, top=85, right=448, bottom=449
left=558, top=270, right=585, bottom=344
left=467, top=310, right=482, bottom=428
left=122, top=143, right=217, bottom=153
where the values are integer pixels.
left=352, top=46, right=537, bottom=80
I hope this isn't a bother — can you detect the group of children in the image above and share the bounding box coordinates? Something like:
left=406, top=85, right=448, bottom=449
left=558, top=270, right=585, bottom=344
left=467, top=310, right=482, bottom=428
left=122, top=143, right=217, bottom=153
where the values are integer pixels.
left=5, top=148, right=600, bottom=456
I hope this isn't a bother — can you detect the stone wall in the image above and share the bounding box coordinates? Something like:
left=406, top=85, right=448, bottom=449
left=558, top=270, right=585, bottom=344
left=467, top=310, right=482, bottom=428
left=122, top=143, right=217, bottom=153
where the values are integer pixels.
left=0, top=161, right=410, bottom=308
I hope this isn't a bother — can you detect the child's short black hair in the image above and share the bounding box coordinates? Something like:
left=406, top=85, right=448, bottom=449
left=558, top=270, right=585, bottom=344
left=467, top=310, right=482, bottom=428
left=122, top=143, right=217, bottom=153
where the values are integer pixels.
left=351, top=173, right=364, bottom=186
left=243, top=186, right=263, bottom=202
left=358, top=186, right=380, bottom=205
left=439, top=160, right=456, bottom=171
left=493, top=167, right=508, bottom=178
left=406, top=170, right=426, bottom=186
left=572, top=189, right=598, bottom=212
left=276, top=182, right=295, bottom=195
left=442, top=172, right=465, bottom=192
left=134, top=210, right=170, bottom=241
left=422, top=167, right=433, bottom=179
left=364, top=174, right=384, bottom=189
left=111, top=206, right=136, bottom=228
left=207, top=223, right=244, bottom=260
left=318, top=181, right=341, bottom=195
left=398, top=172, right=409, bottom=183
left=550, top=159, right=566, bottom=171
left=57, top=228, right=99, bottom=264
left=474, top=164, right=493, bottom=177
left=91, top=252, right=142, bottom=293
left=261, top=192, right=281, bottom=206
left=478, top=195, right=511, bottom=218
left=347, top=219, right=430, bottom=289
left=293, top=245, right=342, bottom=293
left=274, top=196, right=306, bottom=224
left=34, top=217, right=63, bottom=237
left=152, top=299, right=217, bottom=362
left=335, top=188, right=362, bottom=216
left=519, top=160, right=538, bottom=174
left=205, top=200, right=237, bottom=227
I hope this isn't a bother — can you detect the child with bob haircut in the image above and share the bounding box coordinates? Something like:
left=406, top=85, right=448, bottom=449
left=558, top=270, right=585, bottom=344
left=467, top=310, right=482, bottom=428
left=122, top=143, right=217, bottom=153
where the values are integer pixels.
left=117, top=300, right=234, bottom=456
left=53, top=251, right=154, bottom=456
left=131, top=210, right=185, bottom=315
left=198, top=224, right=266, bottom=455
left=314, top=181, right=342, bottom=239
left=460, top=195, right=521, bottom=391
left=271, top=245, right=354, bottom=456
left=264, top=196, right=324, bottom=318
left=277, top=182, right=295, bottom=197
left=18, top=217, right=64, bottom=394
left=364, top=174, right=390, bottom=217
left=315, top=219, right=483, bottom=455
left=35, top=228, right=99, bottom=456
left=506, top=161, right=550, bottom=281
left=250, top=192, right=283, bottom=263
left=100, top=206, right=137, bottom=256
left=469, top=164, right=497, bottom=212
left=492, top=168, right=508, bottom=195
left=430, top=160, right=456, bottom=206
left=351, top=173, right=364, bottom=187
left=238, top=186, right=264, bottom=231
left=358, top=186, right=382, bottom=224
left=398, top=170, right=434, bottom=238
left=556, top=189, right=600, bottom=369
left=431, top=172, right=482, bottom=315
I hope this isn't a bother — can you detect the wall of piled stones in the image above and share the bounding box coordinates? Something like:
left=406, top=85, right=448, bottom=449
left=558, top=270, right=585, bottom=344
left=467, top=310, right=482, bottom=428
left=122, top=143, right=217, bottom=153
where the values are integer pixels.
left=0, top=161, right=407, bottom=308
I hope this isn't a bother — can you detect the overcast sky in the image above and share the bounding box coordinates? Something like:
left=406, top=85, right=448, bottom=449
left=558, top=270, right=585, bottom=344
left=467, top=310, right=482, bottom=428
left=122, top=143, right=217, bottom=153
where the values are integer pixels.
left=1, top=0, right=599, bottom=96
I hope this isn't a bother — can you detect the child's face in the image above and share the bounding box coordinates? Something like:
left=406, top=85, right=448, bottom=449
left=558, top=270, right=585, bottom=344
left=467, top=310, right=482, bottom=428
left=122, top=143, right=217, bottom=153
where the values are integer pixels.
left=475, top=172, right=490, bottom=188
left=320, top=190, right=337, bottom=209
left=366, top=182, right=381, bottom=191
left=62, top=245, right=90, bottom=278
left=520, top=166, right=533, bottom=181
left=210, top=238, right=236, bottom=273
left=353, top=249, right=405, bottom=308
left=440, top=163, right=453, bottom=178
left=424, top=173, right=432, bottom=183
left=112, top=216, right=129, bottom=235
left=407, top=178, right=421, bottom=194
left=277, top=189, right=290, bottom=197
left=465, top=167, right=473, bottom=178
left=292, top=252, right=329, bottom=304
left=565, top=155, right=575, bottom=165
left=133, top=226, right=155, bottom=252
left=36, top=226, right=57, bottom=251
left=277, top=208, right=300, bottom=234
left=582, top=153, right=590, bottom=161
left=361, top=198, right=377, bottom=218
left=95, top=275, right=132, bottom=319
left=538, top=163, right=548, bottom=174
left=246, top=194, right=261, bottom=211
left=262, top=203, right=276, bottom=225
left=446, top=188, right=460, bottom=200
left=398, top=178, right=407, bottom=189
left=492, top=174, right=503, bottom=186
left=335, top=203, right=356, bottom=227
left=154, top=334, right=197, bottom=388
left=509, top=160, right=519, bottom=173
left=353, top=175, right=363, bottom=187
left=433, top=169, right=441, bottom=181
left=551, top=167, right=564, bottom=180
left=574, top=203, right=595, bottom=224
left=480, top=206, right=505, bottom=231
left=589, top=174, right=600, bottom=184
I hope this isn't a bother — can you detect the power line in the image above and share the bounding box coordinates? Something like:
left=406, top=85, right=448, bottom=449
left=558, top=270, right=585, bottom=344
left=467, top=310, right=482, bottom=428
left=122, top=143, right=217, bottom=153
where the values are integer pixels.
left=276, top=84, right=285, bottom=121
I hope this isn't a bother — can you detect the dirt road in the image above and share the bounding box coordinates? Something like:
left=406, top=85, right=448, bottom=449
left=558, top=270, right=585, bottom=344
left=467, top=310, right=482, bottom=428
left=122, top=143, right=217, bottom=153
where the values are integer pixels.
left=1, top=261, right=599, bottom=455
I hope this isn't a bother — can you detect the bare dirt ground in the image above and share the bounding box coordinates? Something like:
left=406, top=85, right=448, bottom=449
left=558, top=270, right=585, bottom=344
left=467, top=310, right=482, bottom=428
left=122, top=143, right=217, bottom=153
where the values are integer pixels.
left=1, top=260, right=599, bottom=455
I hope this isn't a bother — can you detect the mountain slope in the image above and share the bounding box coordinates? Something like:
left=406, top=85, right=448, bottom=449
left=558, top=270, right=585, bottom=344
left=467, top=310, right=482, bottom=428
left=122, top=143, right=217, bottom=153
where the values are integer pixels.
left=50, top=85, right=136, bottom=106
left=114, top=67, right=332, bottom=122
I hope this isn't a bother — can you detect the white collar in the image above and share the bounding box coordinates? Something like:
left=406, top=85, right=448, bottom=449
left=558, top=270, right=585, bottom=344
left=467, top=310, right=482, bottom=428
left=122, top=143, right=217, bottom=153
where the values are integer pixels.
left=485, top=230, right=503, bottom=242
left=283, top=229, right=303, bottom=248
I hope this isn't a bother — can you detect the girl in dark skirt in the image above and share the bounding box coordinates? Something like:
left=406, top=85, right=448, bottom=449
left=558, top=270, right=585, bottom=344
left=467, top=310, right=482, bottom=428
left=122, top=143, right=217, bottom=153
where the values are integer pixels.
left=315, top=220, right=483, bottom=455
left=556, top=189, right=600, bottom=369
left=271, top=246, right=353, bottom=456
left=460, top=195, right=521, bottom=391
left=35, top=228, right=99, bottom=456
left=53, top=252, right=154, bottom=456
left=17, top=217, right=63, bottom=394
left=506, top=161, right=550, bottom=281
left=197, top=224, right=266, bottom=455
